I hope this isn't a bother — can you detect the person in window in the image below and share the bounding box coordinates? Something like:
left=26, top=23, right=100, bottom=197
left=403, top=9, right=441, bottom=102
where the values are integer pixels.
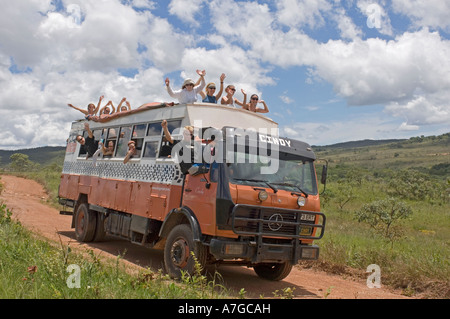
left=165, top=69, right=206, bottom=104
left=243, top=94, right=269, bottom=113
left=123, top=140, right=136, bottom=164
left=161, top=119, right=202, bottom=174
left=198, top=73, right=226, bottom=103
left=68, top=95, right=104, bottom=120
left=220, top=85, right=247, bottom=108
left=100, top=140, right=115, bottom=158
left=75, top=123, right=99, bottom=159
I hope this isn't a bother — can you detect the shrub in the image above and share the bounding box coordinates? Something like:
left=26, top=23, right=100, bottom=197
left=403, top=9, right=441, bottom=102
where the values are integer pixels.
left=355, top=197, right=413, bottom=245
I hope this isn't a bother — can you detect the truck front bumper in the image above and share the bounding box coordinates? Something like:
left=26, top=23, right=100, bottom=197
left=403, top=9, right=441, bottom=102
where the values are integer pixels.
left=209, top=238, right=319, bottom=264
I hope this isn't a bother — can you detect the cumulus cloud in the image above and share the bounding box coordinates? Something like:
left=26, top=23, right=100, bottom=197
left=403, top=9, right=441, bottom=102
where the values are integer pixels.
left=392, top=0, right=450, bottom=32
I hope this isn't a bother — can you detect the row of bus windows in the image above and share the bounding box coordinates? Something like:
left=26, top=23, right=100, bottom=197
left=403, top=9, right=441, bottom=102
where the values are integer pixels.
left=78, top=119, right=182, bottom=159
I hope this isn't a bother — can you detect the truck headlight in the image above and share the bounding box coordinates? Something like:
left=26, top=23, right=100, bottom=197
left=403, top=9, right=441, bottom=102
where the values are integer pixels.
left=258, top=190, right=268, bottom=201
left=297, top=196, right=306, bottom=207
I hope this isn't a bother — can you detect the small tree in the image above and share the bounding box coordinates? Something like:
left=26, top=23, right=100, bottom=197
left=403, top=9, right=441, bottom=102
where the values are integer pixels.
left=355, top=197, right=413, bottom=245
left=9, top=153, right=35, bottom=172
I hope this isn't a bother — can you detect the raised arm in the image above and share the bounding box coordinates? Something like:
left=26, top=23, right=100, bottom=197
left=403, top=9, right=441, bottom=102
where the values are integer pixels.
left=235, top=89, right=247, bottom=107
left=257, top=100, right=269, bottom=113
left=68, top=103, right=88, bottom=115
left=194, top=70, right=206, bottom=93
left=215, top=73, right=225, bottom=100
left=84, top=122, right=93, bottom=138
left=116, top=97, right=127, bottom=112
left=161, top=120, right=174, bottom=144
left=93, top=95, right=104, bottom=115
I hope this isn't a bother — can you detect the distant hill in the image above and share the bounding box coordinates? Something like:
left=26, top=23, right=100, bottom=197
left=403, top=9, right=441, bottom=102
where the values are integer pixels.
left=313, top=132, right=450, bottom=177
left=312, top=139, right=406, bottom=151
left=0, top=146, right=66, bottom=167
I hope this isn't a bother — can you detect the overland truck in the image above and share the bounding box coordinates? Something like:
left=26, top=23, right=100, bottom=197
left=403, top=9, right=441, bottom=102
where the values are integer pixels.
left=58, top=103, right=326, bottom=280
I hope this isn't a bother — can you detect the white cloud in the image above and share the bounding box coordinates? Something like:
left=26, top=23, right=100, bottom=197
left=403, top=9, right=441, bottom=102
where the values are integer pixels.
left=392, top=0, right=450, bottom=32
left=275, top=0, right=331, bottom=29
left=357, top=0, right=394, bottom=36
left=168, top=0, right=206, bottom=27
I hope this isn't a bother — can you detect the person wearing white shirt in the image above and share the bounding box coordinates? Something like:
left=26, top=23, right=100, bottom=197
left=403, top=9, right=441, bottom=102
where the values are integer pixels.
left=165, top=70, right=206, bottom=104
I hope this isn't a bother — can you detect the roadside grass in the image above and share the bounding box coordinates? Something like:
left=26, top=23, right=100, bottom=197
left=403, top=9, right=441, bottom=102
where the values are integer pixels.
left=0, top=202, right=231, bottom=299
left=310, top=174, right=450, bottom=298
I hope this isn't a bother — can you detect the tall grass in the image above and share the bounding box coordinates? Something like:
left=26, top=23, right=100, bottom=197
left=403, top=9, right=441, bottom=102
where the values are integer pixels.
left=314, top=172, right=450, bottom=298
left=0, top=202, right=230, bottom=299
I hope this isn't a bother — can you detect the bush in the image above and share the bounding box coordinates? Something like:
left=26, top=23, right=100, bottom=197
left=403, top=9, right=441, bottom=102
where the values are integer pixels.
left=355, top=197, right=413, bottom=245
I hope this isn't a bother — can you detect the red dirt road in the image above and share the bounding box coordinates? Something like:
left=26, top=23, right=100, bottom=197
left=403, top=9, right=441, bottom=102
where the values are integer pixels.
left=0, top=174, right=411, bottom=299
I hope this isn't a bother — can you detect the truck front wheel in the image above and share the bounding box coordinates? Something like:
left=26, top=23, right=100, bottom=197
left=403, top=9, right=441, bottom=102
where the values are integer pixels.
left=164, top=224, right=206, bottom=279
left=253, top=262, right=293, bottom=281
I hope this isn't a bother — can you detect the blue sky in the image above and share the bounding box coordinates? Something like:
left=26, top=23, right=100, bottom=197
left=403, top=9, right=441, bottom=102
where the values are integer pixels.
left=0, top=0, right=449, bottom=149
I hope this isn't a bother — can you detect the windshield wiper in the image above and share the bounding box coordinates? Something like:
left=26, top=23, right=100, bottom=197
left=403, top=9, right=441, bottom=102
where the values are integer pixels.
left=232, top=178, right=278, bottom=193
left=271, top=182, right=308, bottom=197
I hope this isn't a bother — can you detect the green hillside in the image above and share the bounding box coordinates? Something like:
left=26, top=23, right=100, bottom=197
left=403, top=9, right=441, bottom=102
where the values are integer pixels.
left=0, top=146, right=66, bottom=167
left=314, top=133, right=450, bottom=179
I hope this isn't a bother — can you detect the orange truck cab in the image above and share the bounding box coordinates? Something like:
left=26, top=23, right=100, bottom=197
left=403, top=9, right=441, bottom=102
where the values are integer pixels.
left=58, top=103, right=326, bottom=281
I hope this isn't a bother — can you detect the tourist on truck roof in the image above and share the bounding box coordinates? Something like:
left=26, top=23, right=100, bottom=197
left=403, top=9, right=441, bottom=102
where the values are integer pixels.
left=220, top=85, right=247, bottom=108
left=99, top=100, right=115, bottom=116
left=68, top=95, right=104, bottom=120
left=165, top=69, right=206, bottom=104
left=197, top=73, right=226, bottom=104
left=106, top=97, right=131, bottom=114
left=243, top=94, right=269, bottom=113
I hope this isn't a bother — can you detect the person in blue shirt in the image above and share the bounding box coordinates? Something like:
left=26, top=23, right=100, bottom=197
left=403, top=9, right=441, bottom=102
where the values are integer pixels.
left=198, top=73, right=226, bottom=104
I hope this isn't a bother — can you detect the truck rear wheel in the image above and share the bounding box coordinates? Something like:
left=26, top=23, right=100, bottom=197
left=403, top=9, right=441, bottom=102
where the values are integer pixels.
left=253, top=262, right=293, bottom=281
left=74, top=203, right=97, bottom=242
left=164, top=224, right=207, bottom=279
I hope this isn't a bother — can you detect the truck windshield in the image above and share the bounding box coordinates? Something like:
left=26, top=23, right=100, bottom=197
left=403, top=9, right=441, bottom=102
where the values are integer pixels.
left=227, top=152, right=318, bottom=195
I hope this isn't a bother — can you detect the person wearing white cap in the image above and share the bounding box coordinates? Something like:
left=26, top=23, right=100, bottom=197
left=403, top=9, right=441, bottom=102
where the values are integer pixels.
left=165, top=70, right=206, bottom=104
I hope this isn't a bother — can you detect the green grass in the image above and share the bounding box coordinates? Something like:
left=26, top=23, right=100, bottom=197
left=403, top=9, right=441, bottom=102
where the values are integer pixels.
left=0, top=202, right=231, bottom=299
left=313, top=169, right=450, bottom=298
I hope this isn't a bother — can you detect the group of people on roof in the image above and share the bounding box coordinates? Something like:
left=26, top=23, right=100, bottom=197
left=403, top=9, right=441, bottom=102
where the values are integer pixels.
left=68, top=70, right=269, bottom=121
left=68, top=95, right=132, bottom=121
left=165, top=70, right=269, bottom=113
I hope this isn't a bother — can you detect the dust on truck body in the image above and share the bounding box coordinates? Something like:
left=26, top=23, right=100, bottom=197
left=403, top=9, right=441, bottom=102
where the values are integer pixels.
left=58, top=103, right=326, bottom=280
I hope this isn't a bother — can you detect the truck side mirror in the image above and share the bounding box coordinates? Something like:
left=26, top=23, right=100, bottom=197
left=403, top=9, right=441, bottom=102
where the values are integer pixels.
left=321, top=165, right=327, bottom=185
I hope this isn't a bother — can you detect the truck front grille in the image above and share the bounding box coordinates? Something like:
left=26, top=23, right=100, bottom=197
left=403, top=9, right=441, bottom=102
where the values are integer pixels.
left=231, top=204, right=325, bottom=240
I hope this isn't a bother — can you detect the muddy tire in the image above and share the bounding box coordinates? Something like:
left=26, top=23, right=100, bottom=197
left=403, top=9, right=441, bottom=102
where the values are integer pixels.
left=74, top=203, right=97, bottom=242
left=164, top=224, right=207, bottom=279
left=253, top=262, right=293, bottom=281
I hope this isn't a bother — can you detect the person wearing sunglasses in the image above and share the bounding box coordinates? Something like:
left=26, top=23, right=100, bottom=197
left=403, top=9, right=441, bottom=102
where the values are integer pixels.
left=68, top=95, right=104, bottom=120
left=165, top=69, right=206, bottom=104
left=220, top=85, right=247, bottom=108
left=75, top=122, right=99, bottom=159
left=198, top=73, right=226, bottom=104
left=243, top=94, right=269, bottom=113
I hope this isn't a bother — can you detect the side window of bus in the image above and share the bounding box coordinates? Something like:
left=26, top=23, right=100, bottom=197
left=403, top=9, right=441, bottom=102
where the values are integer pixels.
left=158, top=119, right=182, bottom=158
left=143, top=122, right=161, bottom=158
left=78, top=130, right=87, bottom=157
left=131, top=124, right=146, bottom=157
left=78, top=129, right=101, bottom=157
left=115, top=126, right=132, bottom=157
